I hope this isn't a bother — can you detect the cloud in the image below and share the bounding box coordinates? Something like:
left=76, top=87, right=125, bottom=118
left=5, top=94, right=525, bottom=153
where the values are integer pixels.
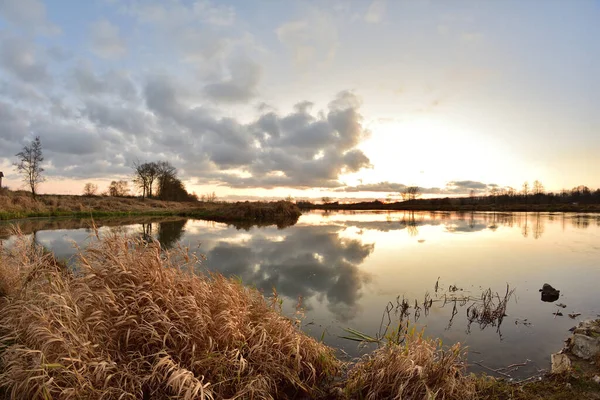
left=0, top=101, right=30, bottom=144
left=141, top=75, right=371, bottom=187
left=192, top=0, right=235, bottom=26
left=365, top=0, right=387, bottom=24
left=276, top=10, right=338, bottom=68
left=204, top=57, right=261, bottom=103
left=70, top=62, right=138, bottom=100
left=89, top=19, right=126, bottom=58
left=127, top=0, right=234, bottom=28
left=0, top=0, right=60, bottom=35
left=337, top=180, right=500, bottom=195
left=446, top=180, right=487, bottom=190
left=0, top=35, right=50, bottom=84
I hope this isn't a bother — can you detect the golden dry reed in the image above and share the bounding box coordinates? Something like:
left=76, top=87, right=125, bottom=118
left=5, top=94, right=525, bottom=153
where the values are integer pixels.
left=0, top=231, right=339, bottom=399
left=344, top=327, right=477, bottom=400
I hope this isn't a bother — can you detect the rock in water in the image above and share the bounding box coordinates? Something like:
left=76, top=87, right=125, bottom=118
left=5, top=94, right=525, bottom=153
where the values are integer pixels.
left=540, top=283, right=560, bottom=302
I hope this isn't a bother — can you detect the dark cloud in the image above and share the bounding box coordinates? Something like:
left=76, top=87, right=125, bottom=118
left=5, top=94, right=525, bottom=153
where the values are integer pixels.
left=81, top=99, right=150, bottom=135
left=447, top=180, right=487, bottom=190
left=0, top=101, right=30, bottom=144
left=141, top=75, right=371, bottom=188
left=70, top=63, right=138, bottom=101
left=337, top=180, right=500, bottom=195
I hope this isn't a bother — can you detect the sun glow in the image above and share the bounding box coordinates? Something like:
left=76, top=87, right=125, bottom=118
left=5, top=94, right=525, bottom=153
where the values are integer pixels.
left=342, top=115, right=528, bottom=190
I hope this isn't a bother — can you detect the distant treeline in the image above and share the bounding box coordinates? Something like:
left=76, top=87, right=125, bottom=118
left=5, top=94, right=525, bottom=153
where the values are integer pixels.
left=412, top=185, right=600, bottom=207
left=297, top=184, right=600, bottom=211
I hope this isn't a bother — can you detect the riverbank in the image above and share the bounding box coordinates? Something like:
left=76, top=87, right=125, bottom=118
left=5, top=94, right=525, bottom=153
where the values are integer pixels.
left=0, top=189, right=301, bottom=227
left=300, top=200, right=600, bottom=213
left=0, top=232, right=598, bottom=399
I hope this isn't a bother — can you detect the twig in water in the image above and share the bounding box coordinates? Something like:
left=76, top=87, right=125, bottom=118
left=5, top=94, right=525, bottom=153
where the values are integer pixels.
left=472, top=361, right=512, bottom=378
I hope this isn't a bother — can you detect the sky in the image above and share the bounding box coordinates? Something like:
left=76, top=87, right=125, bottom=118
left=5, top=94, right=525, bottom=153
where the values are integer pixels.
left=0, top=0, right=598, bottom=200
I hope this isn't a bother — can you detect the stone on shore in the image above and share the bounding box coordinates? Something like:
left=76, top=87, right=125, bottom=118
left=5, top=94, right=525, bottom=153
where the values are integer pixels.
left=569, top=319, right=600, bottom=360
left=551, top=352, right=571, bottom=374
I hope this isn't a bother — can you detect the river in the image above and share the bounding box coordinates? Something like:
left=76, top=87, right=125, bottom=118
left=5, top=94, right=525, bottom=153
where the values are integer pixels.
left=2, top=210, right=599, bottom=378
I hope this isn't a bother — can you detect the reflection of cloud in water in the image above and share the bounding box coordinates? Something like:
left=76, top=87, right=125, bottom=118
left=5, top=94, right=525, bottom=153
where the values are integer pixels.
left=335, top=219, right=489, bottom=234
left=199, top=225, right=374, bottom=322
left=445, top=223, right=488, bottom=233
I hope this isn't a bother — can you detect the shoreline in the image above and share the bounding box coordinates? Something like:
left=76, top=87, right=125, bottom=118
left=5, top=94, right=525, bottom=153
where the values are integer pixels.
left=0, top=191, right=301, bottom=228
left=300, top=202, right=600, bottom=213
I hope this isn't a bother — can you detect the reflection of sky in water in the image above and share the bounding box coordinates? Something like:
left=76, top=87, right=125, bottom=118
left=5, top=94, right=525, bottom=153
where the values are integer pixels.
left=2, top=211, right=599, bottom=378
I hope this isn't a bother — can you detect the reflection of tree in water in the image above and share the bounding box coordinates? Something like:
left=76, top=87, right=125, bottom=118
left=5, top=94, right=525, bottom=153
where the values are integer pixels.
left=140, top=222, right=153, bottom=243
left=139, top=219, right=187, bottom=250
left=571, top=215, right=590, bottom=230
left=201, top=225, right=374, bottom=322
left=487, top=212, right=499, bottom=231
left=469, top=212, right=476, bottom=229
left=400, top=211, right=419, bottom=237
left=157, top=219, right=187, bottom=249
left=532, top=213, right=545, bottom=239
left=521, top=213, right=529, bottom=238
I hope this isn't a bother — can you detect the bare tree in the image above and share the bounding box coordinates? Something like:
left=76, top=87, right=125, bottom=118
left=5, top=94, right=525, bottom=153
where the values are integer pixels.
left=14, top=136, right=45, bottom=198
left=522, top=181, right=529, bottom=196
left=109, top=180, right=130, bottom=197
left=83, top=183, right=98, bottom=196
left=532, top=180, right=544, bottom=195
left=401, top=186, right=421, bottom=201
left=321, top=196, right=332, bottom=204
left=156, top=161, right=178, bottom=200
left=206, top=191, right=217, bottom=202
left=132, top=161, right=159, bottom=199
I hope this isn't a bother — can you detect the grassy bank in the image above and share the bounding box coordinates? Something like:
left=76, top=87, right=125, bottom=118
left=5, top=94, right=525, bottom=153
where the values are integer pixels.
left=1, top=232, right=597, bottom=399
left=0, top=189, right=301, bottom=228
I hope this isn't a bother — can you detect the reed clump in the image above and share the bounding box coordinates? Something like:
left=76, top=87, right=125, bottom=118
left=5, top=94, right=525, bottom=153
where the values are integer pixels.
left=0, top=232, right=339, bottom=399
left=344, top=327, right=477, bottom=400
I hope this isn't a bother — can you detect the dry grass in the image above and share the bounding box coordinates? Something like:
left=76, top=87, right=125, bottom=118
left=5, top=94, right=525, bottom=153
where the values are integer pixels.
left=344, top=327, right=477, bottom=400
left=0, top=232, right=339, bottom=399
left=0, top=189, right=301, bottom=227
left=0, top=228, right=67, bottom=298
left=0, top=188, right=198, bottom=215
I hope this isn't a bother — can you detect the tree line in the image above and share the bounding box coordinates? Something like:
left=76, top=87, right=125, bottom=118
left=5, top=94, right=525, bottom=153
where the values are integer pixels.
left=10, top=136, right=202, bottom=202
left=401, top=180, right=600, bottom=207
left=82, top=161, right=199, bottom=201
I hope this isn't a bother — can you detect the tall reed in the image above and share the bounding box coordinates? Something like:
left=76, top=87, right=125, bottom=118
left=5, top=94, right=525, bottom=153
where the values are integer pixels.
left=0, top=232, right=339, bottom=399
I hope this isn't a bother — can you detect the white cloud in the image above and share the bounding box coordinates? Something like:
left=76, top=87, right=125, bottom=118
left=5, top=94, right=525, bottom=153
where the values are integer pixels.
left=0, top=0, right=60, bottom=35
left=192, top=0, right=235, bottom=26
left=89, top=19, right=126, bottom=59
left=276, top=11, right=338, bottom=69
left=365, top=0, right=386, bottom=24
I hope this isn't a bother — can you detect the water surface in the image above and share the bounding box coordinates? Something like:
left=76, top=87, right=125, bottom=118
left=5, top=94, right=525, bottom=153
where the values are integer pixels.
left=2, top=211, right=599, bottom=378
